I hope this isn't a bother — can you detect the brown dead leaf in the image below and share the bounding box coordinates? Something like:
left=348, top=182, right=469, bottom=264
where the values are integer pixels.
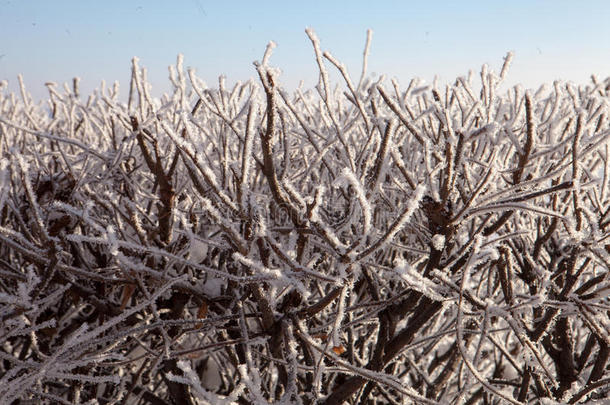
left=120, top=284, right=136, bottom=310
left=332, top=345, right=346, bottom=355
left=195, top=300, right=208, bottom=328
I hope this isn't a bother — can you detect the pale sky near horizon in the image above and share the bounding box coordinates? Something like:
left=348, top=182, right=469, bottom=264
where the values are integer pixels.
left=1, top=1, right=609, bottom=101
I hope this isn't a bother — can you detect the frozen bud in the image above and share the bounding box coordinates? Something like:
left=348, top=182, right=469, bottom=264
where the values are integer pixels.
left=431, top=234, right=445, bottom=251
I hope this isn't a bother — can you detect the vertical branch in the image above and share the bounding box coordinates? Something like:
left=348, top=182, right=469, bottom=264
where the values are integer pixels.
left=305, top=28, right=356, bottom=171
left=357, top=29, right=373, bottom=92
left=239, top=103, right=256, bottom=212
left=572, top=112, right=584, bottom=231
left=130, top=116, right=175, bottom=245
left=369, top=118, right=396, bottom=191
left=513, top=91, right=535, bottom=184
left=440, top=139, right=454, bottom=203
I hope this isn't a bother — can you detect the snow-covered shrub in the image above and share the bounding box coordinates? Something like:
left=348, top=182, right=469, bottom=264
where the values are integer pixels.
left=0, top=30, right=609, bottom=404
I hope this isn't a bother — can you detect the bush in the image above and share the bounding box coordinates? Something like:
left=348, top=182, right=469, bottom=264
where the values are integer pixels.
left=0, top=30, right=609, bottom=404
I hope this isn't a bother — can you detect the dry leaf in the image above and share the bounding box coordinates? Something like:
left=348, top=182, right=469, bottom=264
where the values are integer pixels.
left=312, top=333, right=328, bottom=341
left=195, top=300, right=208, bottom=328
left=120, top=284, right=136, bottom=310
left=332, top=345, right=346, bottom=355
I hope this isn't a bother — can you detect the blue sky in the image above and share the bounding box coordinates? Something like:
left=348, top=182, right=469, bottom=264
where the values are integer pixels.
left=1, top=1, right=609, bottom=100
